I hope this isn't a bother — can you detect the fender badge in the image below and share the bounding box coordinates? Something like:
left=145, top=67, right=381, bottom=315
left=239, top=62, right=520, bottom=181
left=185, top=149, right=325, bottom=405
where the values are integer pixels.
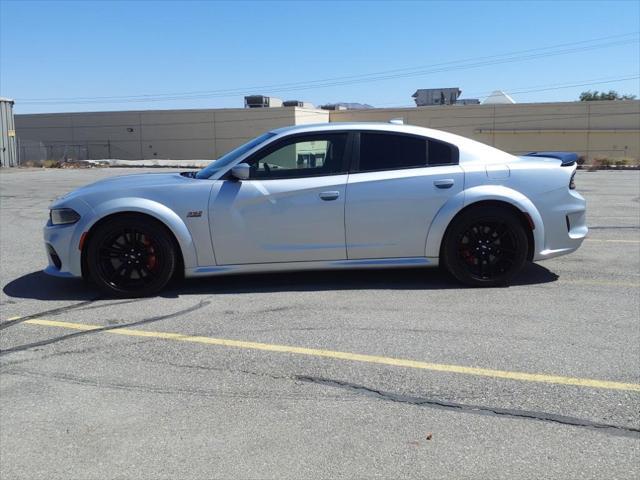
left=187, top=210, right=203, bottom=218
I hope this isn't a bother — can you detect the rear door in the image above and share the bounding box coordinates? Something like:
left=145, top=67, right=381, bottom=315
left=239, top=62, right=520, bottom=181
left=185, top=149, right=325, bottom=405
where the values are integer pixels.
left=345, top=131, right=464, bottom=259
left=210, top=132, right=351, bottom=265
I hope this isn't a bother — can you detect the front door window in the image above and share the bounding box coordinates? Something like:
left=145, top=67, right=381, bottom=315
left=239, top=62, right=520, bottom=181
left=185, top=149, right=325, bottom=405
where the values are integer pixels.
left=246, top=134, right=348, bottom=179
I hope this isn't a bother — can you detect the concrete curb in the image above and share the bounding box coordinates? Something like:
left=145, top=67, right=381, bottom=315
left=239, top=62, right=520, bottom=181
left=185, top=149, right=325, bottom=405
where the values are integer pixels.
left=577, top=165, right=640, bottom=171
left=86, top=159, right=210, bottom=168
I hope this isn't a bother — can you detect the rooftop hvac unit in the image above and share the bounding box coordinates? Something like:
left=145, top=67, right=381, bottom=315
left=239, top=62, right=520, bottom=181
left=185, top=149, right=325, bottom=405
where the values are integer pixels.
left=412, top=88, right=461, bottom=106
left=282, top=100, right=316, bottom=108
left=244, top=95, right=283, bottom=108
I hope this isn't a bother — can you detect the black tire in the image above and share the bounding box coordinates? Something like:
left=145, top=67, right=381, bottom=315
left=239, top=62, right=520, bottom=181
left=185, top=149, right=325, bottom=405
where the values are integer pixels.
left=86, top=214, right=177, bottom=297
left=441, top=206, right=528, bottom=287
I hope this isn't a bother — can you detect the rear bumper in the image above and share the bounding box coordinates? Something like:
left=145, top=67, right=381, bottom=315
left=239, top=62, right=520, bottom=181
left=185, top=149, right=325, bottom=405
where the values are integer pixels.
left=533, top=188, right=587, bottom=261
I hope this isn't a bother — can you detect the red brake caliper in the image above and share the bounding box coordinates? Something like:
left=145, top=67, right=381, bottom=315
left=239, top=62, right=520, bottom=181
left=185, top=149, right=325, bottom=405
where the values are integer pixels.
left=460, top=235, right=476, bottom=265
left=143, top=237, right=157, bottom=271
left=461, top=248, right=475, bottom=265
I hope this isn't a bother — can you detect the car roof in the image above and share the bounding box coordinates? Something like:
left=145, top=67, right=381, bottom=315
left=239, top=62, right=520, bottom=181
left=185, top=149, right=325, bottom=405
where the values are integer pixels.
left=270, top=122, right=470, bottom=147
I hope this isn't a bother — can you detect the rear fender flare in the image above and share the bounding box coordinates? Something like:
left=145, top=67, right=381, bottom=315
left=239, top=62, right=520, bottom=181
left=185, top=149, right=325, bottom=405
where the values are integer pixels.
left=425, top=185, right=544, bottom=258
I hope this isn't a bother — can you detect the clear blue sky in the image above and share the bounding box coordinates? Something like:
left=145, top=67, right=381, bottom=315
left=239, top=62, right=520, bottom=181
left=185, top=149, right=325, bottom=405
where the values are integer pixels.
left=1, top=0, right=638, bottom=113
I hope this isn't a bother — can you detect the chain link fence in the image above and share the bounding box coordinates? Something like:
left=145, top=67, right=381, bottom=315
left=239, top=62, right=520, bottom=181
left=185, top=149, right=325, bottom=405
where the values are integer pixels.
left=17, top=139, right=114, bottom=166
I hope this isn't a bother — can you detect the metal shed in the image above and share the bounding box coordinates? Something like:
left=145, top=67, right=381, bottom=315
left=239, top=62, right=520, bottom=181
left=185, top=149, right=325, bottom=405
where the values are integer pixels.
left=1, top=97, right=18, bottom=167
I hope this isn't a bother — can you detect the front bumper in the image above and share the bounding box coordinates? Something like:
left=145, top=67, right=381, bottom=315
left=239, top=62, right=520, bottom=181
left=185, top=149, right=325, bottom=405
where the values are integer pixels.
left=43, top=221, right=83, bottom=278
left=43, top=200, right=95, bottom=278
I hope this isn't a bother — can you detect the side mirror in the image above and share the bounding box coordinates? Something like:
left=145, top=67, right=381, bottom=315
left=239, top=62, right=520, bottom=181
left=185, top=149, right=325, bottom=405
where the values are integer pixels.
left=230, top=163, right=250, bottom=180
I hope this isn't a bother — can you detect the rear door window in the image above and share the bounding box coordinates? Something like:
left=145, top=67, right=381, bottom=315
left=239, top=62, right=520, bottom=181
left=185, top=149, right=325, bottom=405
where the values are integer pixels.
left=428, top=139, right=459, bottom=165
left=358, top=133, right=427, bottom=172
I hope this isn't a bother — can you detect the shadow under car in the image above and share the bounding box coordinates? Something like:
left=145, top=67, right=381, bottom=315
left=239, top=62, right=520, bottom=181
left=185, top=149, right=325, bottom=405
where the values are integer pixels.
left=3, top=263, right=559, bottom=301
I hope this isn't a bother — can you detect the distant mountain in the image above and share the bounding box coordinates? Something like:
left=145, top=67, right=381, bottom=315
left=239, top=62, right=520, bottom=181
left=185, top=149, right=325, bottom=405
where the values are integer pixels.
left=334, top=102, right=375, bottom=109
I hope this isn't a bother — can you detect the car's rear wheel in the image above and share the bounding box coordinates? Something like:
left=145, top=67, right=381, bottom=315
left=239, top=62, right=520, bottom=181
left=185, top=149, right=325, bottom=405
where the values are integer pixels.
left=442, top=206, right=528, bottom=287
left=86, top=215, right=176, bottom=297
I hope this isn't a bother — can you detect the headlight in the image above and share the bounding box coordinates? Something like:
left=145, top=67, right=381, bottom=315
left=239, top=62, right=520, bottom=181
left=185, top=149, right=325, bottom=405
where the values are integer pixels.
left=569, top=171, right=576, bottom=190
left=50, top=208, right=80, bottom=225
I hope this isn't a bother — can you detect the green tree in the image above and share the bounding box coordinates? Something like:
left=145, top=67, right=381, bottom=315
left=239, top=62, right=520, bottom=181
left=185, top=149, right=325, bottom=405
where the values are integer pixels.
left=579, top=90, right=637, bottom=101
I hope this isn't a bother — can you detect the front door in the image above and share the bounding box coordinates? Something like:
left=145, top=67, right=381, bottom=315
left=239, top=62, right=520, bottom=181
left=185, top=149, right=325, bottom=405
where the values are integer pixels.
left=210, top=133, right=350, bottom=265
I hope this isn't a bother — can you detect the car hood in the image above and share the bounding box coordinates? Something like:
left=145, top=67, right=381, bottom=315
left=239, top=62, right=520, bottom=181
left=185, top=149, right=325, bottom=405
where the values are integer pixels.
left=51, top=172, right=195, bottom=207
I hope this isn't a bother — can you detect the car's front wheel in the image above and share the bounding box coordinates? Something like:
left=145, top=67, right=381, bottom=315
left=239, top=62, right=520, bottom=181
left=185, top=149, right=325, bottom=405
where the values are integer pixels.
left=442, top=206, right=528, bottom=287
left=86, top=214, right=177, bottom=297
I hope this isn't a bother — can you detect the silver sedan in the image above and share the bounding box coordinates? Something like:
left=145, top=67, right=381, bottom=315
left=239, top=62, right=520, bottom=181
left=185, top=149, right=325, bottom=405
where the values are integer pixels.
left=44, top=122, right=587, bottom=296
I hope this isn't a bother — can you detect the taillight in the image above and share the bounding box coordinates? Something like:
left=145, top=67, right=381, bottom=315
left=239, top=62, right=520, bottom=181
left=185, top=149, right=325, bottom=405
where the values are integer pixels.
left=569, top=171, right=576, bottom=190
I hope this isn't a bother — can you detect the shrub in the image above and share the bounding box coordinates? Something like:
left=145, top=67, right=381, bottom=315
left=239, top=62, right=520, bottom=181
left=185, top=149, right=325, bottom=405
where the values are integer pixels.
left=593, top=157, right=613, bottom=167
left=586, top=157, right=637, bottom=170
left=42, top=160, right=63, bottom=168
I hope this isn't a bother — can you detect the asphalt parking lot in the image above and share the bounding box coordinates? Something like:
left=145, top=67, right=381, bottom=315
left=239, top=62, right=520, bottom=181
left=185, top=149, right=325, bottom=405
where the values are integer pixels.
left=1, top=167, right=639, bottom=479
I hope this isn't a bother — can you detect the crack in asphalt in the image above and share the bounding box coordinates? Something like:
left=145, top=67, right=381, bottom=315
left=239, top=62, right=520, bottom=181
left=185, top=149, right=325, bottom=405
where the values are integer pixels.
left=0, top=339, right=155, bottom=368
left=2, top=332, right=637, bottom=439
left=0, top=300, right=210, bottom=356
left=151, top=359, right=292, bottom=383
left=2, top=299, right=638, bottom=439
left=1, top=368, right=347, bottom=402
left=73, top=298, right=145, bottom=313
left=0, top=298, right=149, bottom=332
left=295, top=376, right=640, bottom=439
left=4, top=362, right=637, bottom=438
left=0, top=297, right=103, bottom=331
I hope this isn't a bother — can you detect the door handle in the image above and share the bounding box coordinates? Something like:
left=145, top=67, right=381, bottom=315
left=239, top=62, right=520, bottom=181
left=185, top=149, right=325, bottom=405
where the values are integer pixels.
left=319, top=191, right=340, bottom=201
left=434, top=179, right=455, bottom=189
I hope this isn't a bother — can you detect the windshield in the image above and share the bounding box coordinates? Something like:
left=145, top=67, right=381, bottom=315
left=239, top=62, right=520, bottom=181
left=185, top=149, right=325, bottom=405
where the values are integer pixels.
left=196, top=132, right=275, bottom=179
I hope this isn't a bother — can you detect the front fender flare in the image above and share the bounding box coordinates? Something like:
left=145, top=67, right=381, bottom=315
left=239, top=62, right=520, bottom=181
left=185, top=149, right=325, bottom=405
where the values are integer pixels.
left=424, top=185, right=544, bottom=259
left=84, top=198, right=198, bottom=269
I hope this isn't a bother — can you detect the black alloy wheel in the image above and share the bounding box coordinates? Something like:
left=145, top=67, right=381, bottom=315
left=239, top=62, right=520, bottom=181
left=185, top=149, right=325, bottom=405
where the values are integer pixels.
left=442, top=206, right=528, bottom=287
left=86, top=215, right=177, bottom=297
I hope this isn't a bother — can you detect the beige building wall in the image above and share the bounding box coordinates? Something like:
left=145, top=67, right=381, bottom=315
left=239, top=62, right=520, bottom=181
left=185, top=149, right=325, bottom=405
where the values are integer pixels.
left=14, top=100, right=639, bottom=163
left=329, top=100, right=640, bottom=161
left=294, top=108, right=329, bottom=125
left=15, top=107, right=312, bottom=162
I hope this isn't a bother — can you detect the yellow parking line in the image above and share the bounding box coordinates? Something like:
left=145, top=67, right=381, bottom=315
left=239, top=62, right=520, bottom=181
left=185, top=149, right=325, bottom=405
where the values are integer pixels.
left=19, top=318, right=640, bottom=393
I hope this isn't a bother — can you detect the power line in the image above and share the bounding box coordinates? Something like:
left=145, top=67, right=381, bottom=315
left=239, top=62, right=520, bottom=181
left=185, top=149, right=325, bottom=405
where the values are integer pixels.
left=15, top=32, right=640, bottom=105
left=16, top=74, right=638, bottom=114
left=375, top=74, right=640, bottom=108
left=21, top=38, right=638, bottom=104
left=481, top=75, right=639, bottom=97
left=17, top=31, right=639, bottom=102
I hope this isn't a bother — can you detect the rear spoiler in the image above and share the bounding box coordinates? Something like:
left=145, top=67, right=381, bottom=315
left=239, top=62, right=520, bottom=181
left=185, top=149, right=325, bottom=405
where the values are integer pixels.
left=522, top=151, right=578, bottom=167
